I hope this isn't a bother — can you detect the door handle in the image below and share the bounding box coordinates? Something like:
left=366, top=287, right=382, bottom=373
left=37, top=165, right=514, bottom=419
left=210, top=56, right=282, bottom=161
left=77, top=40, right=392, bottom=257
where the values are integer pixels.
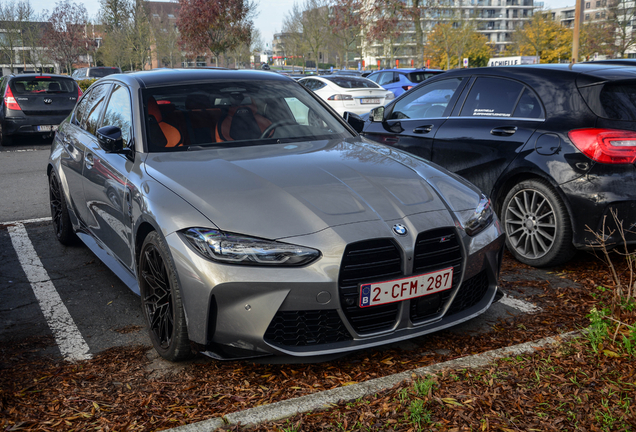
left=491, top=126, right=517, bottom=136
left=413, top=125, right=433, bottom=134
left=85, top=152, right=94, bottom=168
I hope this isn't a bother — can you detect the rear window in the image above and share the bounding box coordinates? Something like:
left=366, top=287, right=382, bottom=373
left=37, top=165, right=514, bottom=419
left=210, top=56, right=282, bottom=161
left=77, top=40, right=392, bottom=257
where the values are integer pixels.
left=88, top=68, right=121, bottom=78
left=406, top=71, right=443, bottom=84
left=324, top=76, right=380, bottom=89
left=10, top=77, right=75, bottom=94
left=593, top=82, right=636, bottom=121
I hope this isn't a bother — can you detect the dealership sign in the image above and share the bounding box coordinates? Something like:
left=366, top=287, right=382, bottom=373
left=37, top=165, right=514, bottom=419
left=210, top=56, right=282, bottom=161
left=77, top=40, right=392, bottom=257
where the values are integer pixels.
left=488, top=56, right=540, bottom=67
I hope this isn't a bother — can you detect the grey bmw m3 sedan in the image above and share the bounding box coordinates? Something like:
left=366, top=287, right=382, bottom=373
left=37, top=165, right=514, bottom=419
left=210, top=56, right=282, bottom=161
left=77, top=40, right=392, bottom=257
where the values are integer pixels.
left=48, top=69, right=505, bottom=362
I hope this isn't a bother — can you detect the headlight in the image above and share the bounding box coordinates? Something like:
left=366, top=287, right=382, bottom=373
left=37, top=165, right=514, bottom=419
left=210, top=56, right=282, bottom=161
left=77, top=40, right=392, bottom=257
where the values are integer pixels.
left=463, top=195, right=494, bottom=236
left=182, top=228, right=321, bottom=266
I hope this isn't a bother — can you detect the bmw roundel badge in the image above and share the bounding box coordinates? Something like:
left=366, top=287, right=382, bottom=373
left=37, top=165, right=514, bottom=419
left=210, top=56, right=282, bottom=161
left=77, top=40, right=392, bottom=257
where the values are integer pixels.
left=392, top=223, right=408, bottom=236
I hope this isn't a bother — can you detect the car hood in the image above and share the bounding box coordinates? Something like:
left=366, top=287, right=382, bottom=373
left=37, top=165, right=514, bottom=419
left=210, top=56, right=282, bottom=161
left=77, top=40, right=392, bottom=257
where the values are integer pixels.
left=143, top=139, right=479, bottom=239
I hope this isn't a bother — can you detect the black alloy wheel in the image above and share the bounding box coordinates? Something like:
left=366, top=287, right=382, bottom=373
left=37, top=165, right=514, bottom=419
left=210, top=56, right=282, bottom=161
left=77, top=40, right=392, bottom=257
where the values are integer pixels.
left=139, top=231, right=193, bottom=361
left=502, top=178, right=576, bottom=268
left=49, top=171, right=76, bottom=245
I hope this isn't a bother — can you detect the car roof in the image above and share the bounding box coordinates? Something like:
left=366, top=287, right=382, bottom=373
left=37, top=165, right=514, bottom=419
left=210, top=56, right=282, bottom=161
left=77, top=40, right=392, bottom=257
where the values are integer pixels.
left=369, top=68, right=445, bottom=74
left=438, top=63, right=636, bottom=80
left=102, top=68, right=293, bottom=88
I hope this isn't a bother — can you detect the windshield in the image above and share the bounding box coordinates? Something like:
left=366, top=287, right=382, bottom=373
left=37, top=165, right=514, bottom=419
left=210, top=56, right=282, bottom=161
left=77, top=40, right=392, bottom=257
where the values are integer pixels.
left=10, top=77, right=75, bottom=94
left=142, top=79, right=351, bottom=152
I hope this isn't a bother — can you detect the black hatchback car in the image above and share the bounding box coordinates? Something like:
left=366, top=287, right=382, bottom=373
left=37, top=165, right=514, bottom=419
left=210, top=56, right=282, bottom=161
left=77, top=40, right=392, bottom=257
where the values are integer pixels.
left=361, top=64, right=636, bottom=267
left=0, top=74, right=82, bottom=145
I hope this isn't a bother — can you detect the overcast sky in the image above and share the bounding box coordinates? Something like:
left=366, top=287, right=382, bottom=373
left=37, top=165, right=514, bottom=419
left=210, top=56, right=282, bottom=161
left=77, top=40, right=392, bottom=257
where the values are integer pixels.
left=27, top=0, right=575, bottom=48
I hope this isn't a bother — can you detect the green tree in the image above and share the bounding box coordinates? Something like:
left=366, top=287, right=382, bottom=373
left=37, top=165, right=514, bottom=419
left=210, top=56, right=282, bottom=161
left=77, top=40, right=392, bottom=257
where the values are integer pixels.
left=43, top=0, right=89, bottom=74
left=151, top=13, right=182, bottom=68
left=0, top=0, right=36, bottom=72
left=425, top=21, right=489, bottom=70
left=365, top=0, right=410, bottom=67
left=328, top=0, right=363, bottom=69
left=281, top=3, right=309, bottom=72
left=127, top=0, right=152, bottom=70
left=511, top=10, right=571, bottom=63
left=299, top=0, right=331, bottom=72
left=177, top=0, right=255, bottom=67
left=580, top=21, right=617, bottom=60
left=608, top=0, right=636, bottom=57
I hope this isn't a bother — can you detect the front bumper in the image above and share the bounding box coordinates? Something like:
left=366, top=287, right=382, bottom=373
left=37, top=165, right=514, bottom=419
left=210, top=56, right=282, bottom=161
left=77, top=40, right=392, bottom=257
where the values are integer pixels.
left=166, top=213, right=505, bottom=359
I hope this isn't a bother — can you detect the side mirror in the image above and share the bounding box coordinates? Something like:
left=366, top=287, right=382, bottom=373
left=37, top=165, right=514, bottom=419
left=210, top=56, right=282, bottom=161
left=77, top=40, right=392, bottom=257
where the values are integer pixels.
left=343, top=111, right=365, bottom=133
left=96, top=125, right=125, bottom=153
left=370, top=106, right=385, bottom=122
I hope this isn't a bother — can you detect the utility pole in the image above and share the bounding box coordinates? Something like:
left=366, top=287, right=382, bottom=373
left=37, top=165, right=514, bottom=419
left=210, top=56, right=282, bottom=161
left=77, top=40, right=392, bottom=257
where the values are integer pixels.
left=572, top=0, right=583, bottom=62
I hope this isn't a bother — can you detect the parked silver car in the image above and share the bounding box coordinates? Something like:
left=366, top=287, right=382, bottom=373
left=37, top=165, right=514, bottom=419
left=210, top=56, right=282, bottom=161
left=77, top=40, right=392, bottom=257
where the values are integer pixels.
left=48, top=69, right=505, bottom=362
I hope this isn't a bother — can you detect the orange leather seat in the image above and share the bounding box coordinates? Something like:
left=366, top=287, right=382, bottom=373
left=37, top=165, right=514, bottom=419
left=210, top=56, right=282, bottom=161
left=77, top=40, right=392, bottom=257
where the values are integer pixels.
left=215, top=104, right=272, bottom=142
left=147, top=97, right=184, bottom=148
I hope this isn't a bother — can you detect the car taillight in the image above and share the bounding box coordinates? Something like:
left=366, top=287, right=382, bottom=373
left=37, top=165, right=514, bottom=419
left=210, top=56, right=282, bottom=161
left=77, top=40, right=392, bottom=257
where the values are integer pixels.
left=569, top=128, right=636, bottom=164
left=77, top=85, right=83, bottom=98
left=4, top=87, right=21, bottom=111
left=402, top=85, right=413, bottom=91
left=327, top=94, right=353, bottom=101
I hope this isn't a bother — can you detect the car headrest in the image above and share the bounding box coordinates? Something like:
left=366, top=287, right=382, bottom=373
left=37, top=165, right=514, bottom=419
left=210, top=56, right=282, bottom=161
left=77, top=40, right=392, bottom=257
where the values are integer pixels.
left=147, top=97, right=162, bottom=122
left=48, top=82, right=61, bottom=91
left=14, top=82, right=25, bottom=93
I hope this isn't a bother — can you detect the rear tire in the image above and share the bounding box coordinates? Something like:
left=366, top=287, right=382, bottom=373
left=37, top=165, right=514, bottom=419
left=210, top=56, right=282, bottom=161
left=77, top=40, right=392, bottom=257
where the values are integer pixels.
left=501, top=178, right=576, bottom=267
left=49, top=171, right=76, bottom=245
left=139, top=231, right=193, bottom=362
left=0, top=129, right=12, bottom=146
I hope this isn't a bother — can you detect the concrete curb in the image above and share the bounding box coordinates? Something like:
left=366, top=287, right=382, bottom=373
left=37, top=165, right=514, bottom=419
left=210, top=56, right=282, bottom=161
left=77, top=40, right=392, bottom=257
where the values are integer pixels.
left=167, top=331, right=580, bottom=431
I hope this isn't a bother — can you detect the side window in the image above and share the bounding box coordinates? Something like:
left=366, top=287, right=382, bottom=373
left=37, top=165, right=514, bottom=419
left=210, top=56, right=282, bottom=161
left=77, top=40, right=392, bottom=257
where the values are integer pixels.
left=73, top=88, right=92, bottom=126
left=82, top=84, right=110, bottom=135
left=302, top=79, right=315, bottom=90
left=390, top=78, right=463, bottom=120
left=460, top=77, right=524, bottom=117
left=512, top=88, right=544, bottom=119
left=367, top=73, right=380, bottom=84
left=377, top=72, right=393, bottom=86
left=101, top=85, right=133, bottom=147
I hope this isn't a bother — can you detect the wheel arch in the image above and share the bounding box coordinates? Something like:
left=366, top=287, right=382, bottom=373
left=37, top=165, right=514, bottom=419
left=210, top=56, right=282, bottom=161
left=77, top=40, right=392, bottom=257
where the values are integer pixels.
left=492, top=169, right=575, bottom=231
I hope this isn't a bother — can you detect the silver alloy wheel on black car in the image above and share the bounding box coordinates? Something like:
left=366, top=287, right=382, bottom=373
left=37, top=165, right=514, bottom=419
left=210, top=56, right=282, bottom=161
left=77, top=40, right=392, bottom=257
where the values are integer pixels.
left=138, top=231, right=193, bottom=361
left=49, top=171, right=76, bottom=245
left=502, top=179, right=576, bottom=267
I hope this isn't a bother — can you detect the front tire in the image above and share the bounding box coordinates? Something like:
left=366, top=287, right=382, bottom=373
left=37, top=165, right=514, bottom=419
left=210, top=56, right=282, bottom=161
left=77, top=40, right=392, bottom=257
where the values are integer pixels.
left=139, top=231, right=193, bottom=361
left=49, top=171, right=76, bottom=245
left=502, top=179, right=576, bottom=267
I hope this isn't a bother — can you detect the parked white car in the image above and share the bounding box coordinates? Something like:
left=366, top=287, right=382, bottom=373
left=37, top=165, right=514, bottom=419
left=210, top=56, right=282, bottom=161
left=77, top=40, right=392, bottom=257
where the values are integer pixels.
left=299, top=75, right=394, bottom=116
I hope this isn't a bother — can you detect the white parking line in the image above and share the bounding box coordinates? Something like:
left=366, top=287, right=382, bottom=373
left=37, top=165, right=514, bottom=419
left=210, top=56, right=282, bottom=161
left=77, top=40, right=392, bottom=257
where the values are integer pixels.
left=7, top=222, right=91, bottom=361
left=1, top=216, right=52, bottom=226
left=499, top=293, right=541, bottom=313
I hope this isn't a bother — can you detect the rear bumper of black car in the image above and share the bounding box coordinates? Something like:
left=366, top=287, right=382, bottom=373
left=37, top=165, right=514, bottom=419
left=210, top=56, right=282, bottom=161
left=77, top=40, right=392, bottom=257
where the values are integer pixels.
left=562, top=166, right=636, bottom=249
left=3, top=114, right=70, bottom=136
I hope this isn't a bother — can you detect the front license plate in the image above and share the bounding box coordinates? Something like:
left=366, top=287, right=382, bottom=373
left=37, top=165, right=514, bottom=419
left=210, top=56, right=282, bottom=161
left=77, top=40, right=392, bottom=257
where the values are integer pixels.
left=361, top=98, right=380, bottom=104
left=359, top=267, right=453, bottom=308
left=37, top=125, right=52, bottom=132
